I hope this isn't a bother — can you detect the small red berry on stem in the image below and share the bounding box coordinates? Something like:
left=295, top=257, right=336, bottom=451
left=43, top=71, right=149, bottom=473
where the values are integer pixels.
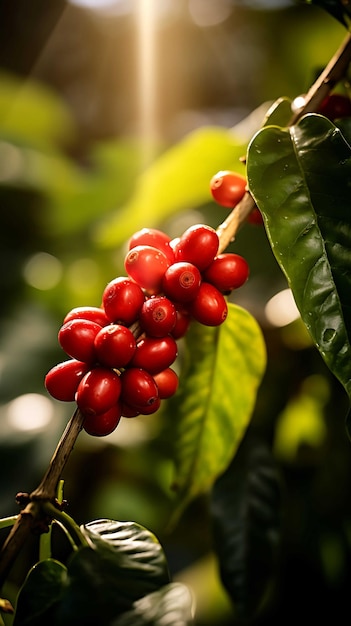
left=204, top=253, right=249, bottom=292
left=94, top=324, right=137, bottom=368
left=189, top=282, right=228, bottom=326
left=153, top=368, right=179, bottom=399
left=246, top=207, right=264, bottom=225
left=63, top=306, right=109, bottom=327
left=83, top=404, right=122, bottom=437
left=128, top=227, right=175, bottom=263
left=318, top=93, right=351, bottom=120
left=45, top=359, right=90, bottom=402
left=76, top=367, right=122, bottom=416
left=210, top=170, right=247, bottom=208
left=139, top=296, right=177, bottom=337
left=171, top=306, right=192, bottom=339
left=102, top=277, right=145, bottom=325
left=173, top=224, right=219, bottom=271
left=58, top=319, right=102, bottom=364
left=125, top=245, right=171, bottom=292
left=131, top=335, right=178, bottom=374
left=120, top=367, right=159, bottom=411
left=162, top=262, right=201, bottom=303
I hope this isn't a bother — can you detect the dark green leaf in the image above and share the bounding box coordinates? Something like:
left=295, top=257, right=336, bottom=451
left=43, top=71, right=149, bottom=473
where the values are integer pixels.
left=84, top=519, right=170, bottom=587
left=169, top=303, right=266, bottom=516
left=111, top=583, right=194, bottom=626
left=334, top=117, right=351, bottom=144
left=305, top=0, right=350, bottom=27
left=56, top=519, right=170, bottom=625
left=247, top=114, right=351, bottom=430
left=13, top=559, right=67, bottom=626
left=211, top=437, right=282, bottom=622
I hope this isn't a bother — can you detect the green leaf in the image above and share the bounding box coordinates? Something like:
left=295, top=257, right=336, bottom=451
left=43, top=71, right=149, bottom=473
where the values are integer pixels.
left=247, top=114, right=351, bottom=428
left=83, top=519, right=170, bottom=587
left=56, top=519, right=170, bottom=625
left=112, top=583, right=194, bottom=626
left=169, top=303, right=266, bottom=514
left=262, top=97, right=293, bottom=128
left=13, top=559, right=67, bottom=626
left=211, top=437, right=281, bottom=622
left=94, top=126, right=247, bottom=248
left=0, top=72, right=75, bottom=149
left=334, top=117, right=351, bottom=144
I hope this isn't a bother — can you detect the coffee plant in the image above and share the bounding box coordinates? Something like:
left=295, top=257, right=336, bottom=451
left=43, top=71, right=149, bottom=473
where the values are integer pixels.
left=1, top=0, right=351, bottom=624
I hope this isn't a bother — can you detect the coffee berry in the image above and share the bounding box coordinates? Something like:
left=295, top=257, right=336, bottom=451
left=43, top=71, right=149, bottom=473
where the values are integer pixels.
left=45, top=212, right=249, bottom=436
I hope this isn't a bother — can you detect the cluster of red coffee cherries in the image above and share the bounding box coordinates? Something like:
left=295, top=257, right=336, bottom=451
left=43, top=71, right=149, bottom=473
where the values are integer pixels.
left=45, top=173, right=250, bottom=437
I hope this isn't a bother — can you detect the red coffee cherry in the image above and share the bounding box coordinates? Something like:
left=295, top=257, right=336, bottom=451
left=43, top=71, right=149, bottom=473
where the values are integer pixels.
left=247, top=207, right=264, bottom=225
left=162, top=262, right=201, bottom=303
left=45, top=359, right=90, bottom=402
left=173, top=224, right=219, bottom=271
left=318, top=93, right=351, bottom=120
left=63, top=306, right=109, bottom=327
left=131, top=335, right=178, bottom=374
left=124, top=245, right=171, bottom=292
left=128, top=228, right=175, bottom=263
left=138, top=396, right=161, bottom=415
left=153, top=368, right=179, bottom=399
left=76, top=367, right=122, bottom=416
left=102, top=277, right=145, bottom=325
left=139, top=296, right=177, bottom=337
left=210, top=170, right=247, bottom=208
left=171, top=306, right=191, bottom=339
left=203, top=253, right=249, bottom=292
left=94, top=324, right=137, bottom=368
left=58, top=319, right=102, bottom=363
left=189, top=282, right=228, bottom=326
left=120, top=367, right=159, bottom=411
left=121, top=403, right=140, bottom=418
left=83, top=404, right=122, bottom=437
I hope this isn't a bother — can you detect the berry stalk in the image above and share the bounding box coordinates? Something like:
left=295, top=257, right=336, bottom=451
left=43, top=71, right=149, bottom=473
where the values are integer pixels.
left=215, top=31, right=351, bottom=250
left=31, top=407, right=85, bottom=501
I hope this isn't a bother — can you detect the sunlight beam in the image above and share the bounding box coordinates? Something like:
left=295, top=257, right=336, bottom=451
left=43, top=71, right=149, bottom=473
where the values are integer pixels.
left=137, top=0, right=157, bottom=164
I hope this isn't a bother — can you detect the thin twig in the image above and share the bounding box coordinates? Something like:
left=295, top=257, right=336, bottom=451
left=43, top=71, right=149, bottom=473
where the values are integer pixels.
left=31, top=408, right=85, bottom=501
left=216, top=32, right=351, bottom=250
left=0, top=501, right=41, bottom=586
left=0, top=409, right=84, bottom=588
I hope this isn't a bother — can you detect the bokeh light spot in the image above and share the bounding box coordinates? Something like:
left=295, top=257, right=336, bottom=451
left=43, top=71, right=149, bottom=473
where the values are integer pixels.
left=7, top=394, right=54, bottom=432
left=264, top=288, right=300, bottom=327
left=189, top=0, right=232, bottom=27
left=67, top=0, right=130, bottom=13
left=23, top=252, right=63, bottom=290
left=0, top=142, right=24, bottom=182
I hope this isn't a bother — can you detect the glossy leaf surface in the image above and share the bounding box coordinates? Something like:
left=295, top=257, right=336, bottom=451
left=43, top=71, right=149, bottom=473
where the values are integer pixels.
left=247, top=114, right=351, bottom=429
left=55, top=519, right=170, bottom=624
left=13, top=559, right=67, bottom=626
left=169, top=303, right=266, bottom=514
left=112, top=583, right=194, bottom=625
left=211, top=437, right=281, bottom=622
left=83, top=518, right=170, bottom=589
